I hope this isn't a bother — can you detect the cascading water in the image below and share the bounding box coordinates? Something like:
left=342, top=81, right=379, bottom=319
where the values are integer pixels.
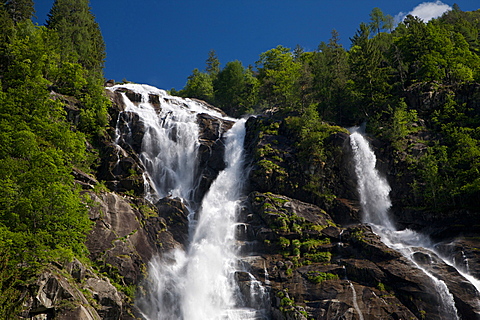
left=114, top=84, right=207, bottom=204
left=348, top=126, right=467, bottom=319
left=109, top=84, right=268, bottom=320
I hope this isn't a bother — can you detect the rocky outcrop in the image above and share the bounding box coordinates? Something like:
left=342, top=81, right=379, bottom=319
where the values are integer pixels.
left=25, top=85, right=480, bottom=319
left=21, top=187, right=194, bottom=319
left=21, top=260, right=127, bottom=320
left=240, top=112, right=480, bottom=319
left=86, top=191, right=191, bottom=285
left=194, top=112, right=234, bottom=204
left=244, top=116, right=356, bottom=215
left=236, top=190, right=480, bottom=319
left=239, top=192, right=425, bottom=319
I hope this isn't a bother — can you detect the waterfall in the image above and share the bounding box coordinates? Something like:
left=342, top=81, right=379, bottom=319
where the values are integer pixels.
left=349, top=127, right=394, bottom=230
left=113, top=84, right=208, bottom=204
left=349, top=127, right=461, bottom=319
left=109, top=84, right=268, bottom=320
left=348, top=281, right=364, bottom=320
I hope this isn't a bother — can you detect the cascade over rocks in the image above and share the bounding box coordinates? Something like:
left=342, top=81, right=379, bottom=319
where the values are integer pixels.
left=239, top=115, right=480, bottom=319
left=241, top=192, right=421, bottom=319
left=100, top=87, right=235, bottom=203
left=24, top=84, right=480, bottom=319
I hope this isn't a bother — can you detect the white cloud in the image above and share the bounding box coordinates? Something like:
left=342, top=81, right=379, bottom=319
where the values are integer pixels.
left=395, top=1, right=452, bottom=23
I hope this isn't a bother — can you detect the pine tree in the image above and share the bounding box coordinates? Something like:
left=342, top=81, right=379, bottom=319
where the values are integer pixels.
left=46, top=0, right=105, bottom=75
left=206, top=49, right=220, bottom=77
left=4, top=0, right=34, bottom=23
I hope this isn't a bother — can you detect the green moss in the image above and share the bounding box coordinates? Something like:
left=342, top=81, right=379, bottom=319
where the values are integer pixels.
left=300, top=238, right=330, bottom=252
left=262, top=202, right=274, bottom=210
left=257, top=159, right=286, bottom=176
left=306, top=271, right=339, bottom=284
left=279, top=237, right=290, bottom=249
left=303, top=252, right=332, bottom=263
left=377, top=282, right=386, bottom=291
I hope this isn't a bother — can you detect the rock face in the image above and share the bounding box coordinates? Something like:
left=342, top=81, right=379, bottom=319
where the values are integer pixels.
left=240, top=192, right=427, bottom=319
left=24, top=86, right=480, bottom=319
left=239, top=115, right=480, bottom=319
left=86, top=192, right=173, bottom=285
left=194, top=112, right=234, bottom=204
left=22, top=261, right=124, bottom=320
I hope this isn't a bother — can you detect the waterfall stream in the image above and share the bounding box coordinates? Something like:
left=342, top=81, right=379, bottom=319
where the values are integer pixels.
left=110, top=84, right=268, bottom=320
left=349, top=127, right=464, bottom=319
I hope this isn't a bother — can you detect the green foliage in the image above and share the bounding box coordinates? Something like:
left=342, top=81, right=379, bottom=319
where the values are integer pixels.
left=369, top=7, right=394, bottom=34
left=312, top=31, right=352, bottom=123
left=256, top=45, right=302, bottom=112
left=5, top=0, right=34, bottom=23
left=214, top=60, right=259, bottom=116
left=306, top=271, right=339, bottom=284
left=0, top=1, right=110, bottom=316
left=381, top=99, right=419, bottom=151
left=47, top=0, right=105, bottom=75
left=205, top=49, right=220, bottom=76
left=0, top=247, right=24, bottom=318
left=179, top=68, right=214, bottom=102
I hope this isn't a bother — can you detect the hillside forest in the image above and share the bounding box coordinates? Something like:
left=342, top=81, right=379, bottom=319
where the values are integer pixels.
left=175, top=5, right=480, bottom=211
left=0, top=0, right=479, bottom=318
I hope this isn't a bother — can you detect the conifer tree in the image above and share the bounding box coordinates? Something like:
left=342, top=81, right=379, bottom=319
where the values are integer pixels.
left=46, top=0, right=105, bottom=75
left=206, top=49, right=220, bottom=77
left=4, top=0, right=34, bottom=23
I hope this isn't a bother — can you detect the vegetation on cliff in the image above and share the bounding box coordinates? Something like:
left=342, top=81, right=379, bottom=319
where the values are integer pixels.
left=178, top=6, right=480, bottom=211
left=0, top=0, right=108, bottom=316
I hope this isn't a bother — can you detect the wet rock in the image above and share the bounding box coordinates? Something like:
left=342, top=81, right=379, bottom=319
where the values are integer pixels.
left=194, top=113, right=235, bottom=204
left=155, top=197, right=190, bottom=247
left=410, top=247, right=480, bottom=319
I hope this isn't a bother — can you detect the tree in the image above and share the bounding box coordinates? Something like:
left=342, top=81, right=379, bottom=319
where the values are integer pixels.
left=213, top=60, right=258, bottom=116
left=312, top=30, right=351, bottom=123
left=369, top=7, right=385, bottom=35
left=256, top=45, right=302, bottom=112
left=206, top=49, right=220, bottom=77
left=181, top=68, right=214, bottom=102
left=369, top=7, right=394, bottom=35
left=46, top=0, right=105, bottom=75
left=349, top=25, right=392, bottom=118
left=4, top=0, right=34, bottom=23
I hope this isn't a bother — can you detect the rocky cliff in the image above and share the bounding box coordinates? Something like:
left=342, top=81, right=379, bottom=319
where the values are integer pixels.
left=21, top=84, right=480, bottom=320
left=240, top=114, right=480, bottom=320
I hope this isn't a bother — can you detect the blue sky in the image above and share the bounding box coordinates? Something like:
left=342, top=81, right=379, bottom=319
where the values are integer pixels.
left=35, top=1, right=479, bottom=90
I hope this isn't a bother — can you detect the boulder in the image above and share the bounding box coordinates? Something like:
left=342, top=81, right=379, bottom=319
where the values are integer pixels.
left=155, top=197, right=190, bottom=249
left=85, top=278, right=122, bottom=320
left=25, top=269, right=101, bottom=320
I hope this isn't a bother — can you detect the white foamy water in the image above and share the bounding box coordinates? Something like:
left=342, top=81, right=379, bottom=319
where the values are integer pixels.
left=110, top=84, right=268, bottom=320
left=349, top=127, right=461, bottom=319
